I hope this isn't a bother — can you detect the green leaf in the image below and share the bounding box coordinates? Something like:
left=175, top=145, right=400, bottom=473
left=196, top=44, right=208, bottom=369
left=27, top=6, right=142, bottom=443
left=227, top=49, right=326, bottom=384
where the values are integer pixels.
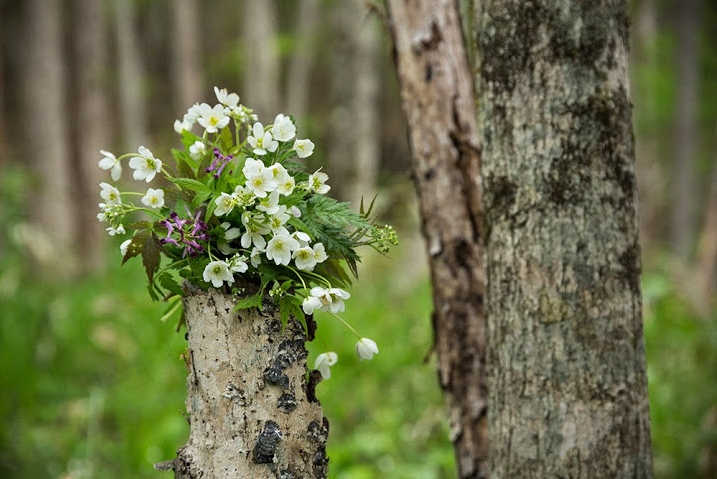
left=122, top=229, right=151, bottom=265
left=278, top=295, right=307, bottom=334
left=170, top=177, right=212, bottom=194
left=219, top=126, right=233, bottom=152
left=141, top=232, right=164, bottom=285
left=233, top=277, right=269, bottom=312
left=160, top=296, right=183, bottom=323
left=158, top=272, right=184, bottom=297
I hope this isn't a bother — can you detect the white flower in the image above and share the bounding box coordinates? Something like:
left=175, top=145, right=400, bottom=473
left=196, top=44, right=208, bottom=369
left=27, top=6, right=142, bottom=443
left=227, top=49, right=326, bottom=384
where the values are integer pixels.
left=214, top=86, right=239, bottom=107
left=247, top=122, right=278, bottom=156
left=107, top=224, right=125, bottom=236
left=214, top=192, right=239, bottom=216
left=308, top=170, right=330, bottom=194
left=292, top=246, right=317, bottom=270
left=221, top=222, right=241, bottom=240
left=314, top=352, right=338, bottom=379
left=290, top=205, right=302, bottom=218
left=265, top=234, right=300, bottom=266
left=120, top=239, right=132, bottom=256
left=189, top=140, right=206, bottom=160
left=228, top=254, right=249, bottom=274
left=243, top=159, right=277, bottom=198
left=306, top=286, right=350, bottom=313
left=98, top=150, right=122, bottom=181
left=292, top=231, right=311, bottom=247
left=256, top=190, right=280, bottom=215
left=184, top=103, right=202, bottom=125
left=141, top=188, right=165, bottom=209
left=313, top=243, right=328, bottom=263
left=129, top=146, right=162, bottom=182
left=197, top=102, right=230, bottom=134
left=293, top=139, right=315, bottom=158
left=302, top=295, right=323, bottom=315
left=250, top=247, right=262, bottom=267
left=271, top=113, right=296, bottom=142
left=203, top=260, right=234, bottom=288
left=241, top=212, right=270, bottom=250
left=355, top=338, right=379, bottom=361
left=174, top=119, right=193, bottom=133
left=99, top=182, right=121, bottom=206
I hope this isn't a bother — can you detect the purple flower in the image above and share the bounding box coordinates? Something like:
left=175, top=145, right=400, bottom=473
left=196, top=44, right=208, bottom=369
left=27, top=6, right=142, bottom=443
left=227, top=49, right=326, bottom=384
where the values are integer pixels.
left=205, top=148, right=233, bottom=179
left=160, top=209, right=209, bottom=257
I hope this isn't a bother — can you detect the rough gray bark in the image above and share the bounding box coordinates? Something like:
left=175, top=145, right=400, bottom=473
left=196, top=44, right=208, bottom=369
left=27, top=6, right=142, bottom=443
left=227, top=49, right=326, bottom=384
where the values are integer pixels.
left=386, top=1, right=488, bottom=477
left=475, top=1, right=653, bottom=477
left=159, top=289, right=328, bottom=479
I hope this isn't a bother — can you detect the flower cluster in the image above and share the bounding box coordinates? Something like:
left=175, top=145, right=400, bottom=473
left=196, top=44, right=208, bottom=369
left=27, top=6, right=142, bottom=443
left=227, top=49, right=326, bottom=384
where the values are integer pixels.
left=96, top=87, right=397, bottom=378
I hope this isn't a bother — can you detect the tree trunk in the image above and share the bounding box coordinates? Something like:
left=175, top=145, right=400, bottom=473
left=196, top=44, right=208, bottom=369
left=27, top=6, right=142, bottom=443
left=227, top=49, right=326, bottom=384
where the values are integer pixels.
left=22, top=0, right=76, bottom=274
left=113, top=0, right=147, bottom=148
left=171, top=0, right=202, bottom=117
left=285, top=0, right=320, bottom=125
left=475, top=1, right=653, bottom=477
left=386, top=1, right=488, bottom=478
left=241, top=0, right=279, bottom=120
left=71, top=0, right=110, bottom=273
left=672, top=0, right=699, bottom=261
left=159, top=289, right=328, bottom=479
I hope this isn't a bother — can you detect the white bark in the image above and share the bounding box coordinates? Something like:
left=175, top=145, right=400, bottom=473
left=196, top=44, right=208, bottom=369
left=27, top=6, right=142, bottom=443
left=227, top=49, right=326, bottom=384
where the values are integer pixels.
left=162, top=289, right=328, bottom=478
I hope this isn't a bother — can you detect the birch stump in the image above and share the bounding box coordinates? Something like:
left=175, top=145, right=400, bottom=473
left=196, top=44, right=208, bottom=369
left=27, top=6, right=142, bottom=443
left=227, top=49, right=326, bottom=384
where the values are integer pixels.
left=159, top=288, right=329, bottom=479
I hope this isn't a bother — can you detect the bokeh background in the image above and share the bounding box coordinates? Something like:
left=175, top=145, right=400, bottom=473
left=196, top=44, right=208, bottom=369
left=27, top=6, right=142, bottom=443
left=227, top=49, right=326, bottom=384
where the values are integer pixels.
left=0, top=0, right=715, bottom=478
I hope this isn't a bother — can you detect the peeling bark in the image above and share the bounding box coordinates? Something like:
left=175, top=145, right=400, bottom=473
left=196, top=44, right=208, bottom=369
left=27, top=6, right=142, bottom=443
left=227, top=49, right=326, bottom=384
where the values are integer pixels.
left=161, top=289, right=328, bottom=479
left=386, top=1, right=488, bottom=477
left=475, top=1, right=653, bottom=477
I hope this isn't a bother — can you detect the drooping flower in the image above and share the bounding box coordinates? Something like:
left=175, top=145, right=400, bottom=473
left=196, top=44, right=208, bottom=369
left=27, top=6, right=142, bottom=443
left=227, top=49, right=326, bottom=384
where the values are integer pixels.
left=98, top=150, right=122, bottom=181
left=302, top=295, right=323, bottom=315
left=129, top=146, right=162, bottom=182
left=308, top=170, right=330, bottom=194
left=314, top=352, right=338, bottom=380
left=247, top=122, right=278, bottom=156
left=141, top=188, right=165, bottom=209
left=306, top=286, right=350, bottom=314
left=271, top=113, right=296, bottom=142
left=265, top=233, right=300, bottom=266
left=120, top=239, right=132, bottom=257
left=99, top=182, right=122, bottom=206
left=355, top=338, right=379, bottom=361
left=293, top=138, right=315, bottom=159
left=197, top=102, right=230, bottom=134
left=107, top=224, right=125, bottom=236
left=203, top=260, right=234, bottom=288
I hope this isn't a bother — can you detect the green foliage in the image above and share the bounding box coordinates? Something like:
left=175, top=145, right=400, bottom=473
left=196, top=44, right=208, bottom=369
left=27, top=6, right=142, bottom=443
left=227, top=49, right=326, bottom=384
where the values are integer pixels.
left=642, top=271, right=717, bottom=479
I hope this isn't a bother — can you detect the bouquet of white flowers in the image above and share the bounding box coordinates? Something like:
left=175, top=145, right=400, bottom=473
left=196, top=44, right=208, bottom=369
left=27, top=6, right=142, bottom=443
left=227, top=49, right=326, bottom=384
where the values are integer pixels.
left=97, top=88, right=396, bottom=377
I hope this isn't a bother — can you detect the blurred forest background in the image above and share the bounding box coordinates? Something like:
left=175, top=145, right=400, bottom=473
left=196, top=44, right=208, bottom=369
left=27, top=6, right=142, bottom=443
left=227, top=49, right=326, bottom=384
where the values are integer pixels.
left=0, top=0, right=715, bottom=478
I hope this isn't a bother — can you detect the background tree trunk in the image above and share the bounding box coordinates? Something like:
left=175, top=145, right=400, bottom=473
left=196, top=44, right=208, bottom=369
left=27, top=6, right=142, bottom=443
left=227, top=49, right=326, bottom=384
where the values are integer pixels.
left=386, top=1, right=488, bottom=477
left=286, top=0, right=320, bottom=125
left=22, top=0, right=76, bottom=274
left=70, top=0, right=110, bottom=273
left=161, top=289, right=328, bottom=479
left=171, top=0, right=202, bottom=117
left=672, top=0, right=699, bottom=261
left=242, top=0, right=280, bottom=120
left=475, top=1, right=653, bottom=477
left=113, top=0, right=147, bottom=149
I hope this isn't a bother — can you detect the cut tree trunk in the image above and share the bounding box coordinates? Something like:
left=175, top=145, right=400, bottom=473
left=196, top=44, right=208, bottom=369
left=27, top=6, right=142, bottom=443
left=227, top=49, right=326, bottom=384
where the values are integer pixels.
left=158, top=289, right=329, bottom=479
left=475, top=1, right=653, bottom=476
left=386, top=1, right=488, bottom=477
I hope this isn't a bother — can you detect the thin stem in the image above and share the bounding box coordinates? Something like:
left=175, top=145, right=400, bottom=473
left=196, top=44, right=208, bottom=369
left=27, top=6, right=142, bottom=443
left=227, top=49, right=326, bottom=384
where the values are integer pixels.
left=328, top=311, right=361, bottom=339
